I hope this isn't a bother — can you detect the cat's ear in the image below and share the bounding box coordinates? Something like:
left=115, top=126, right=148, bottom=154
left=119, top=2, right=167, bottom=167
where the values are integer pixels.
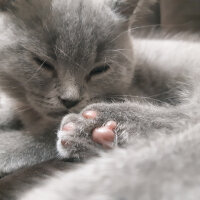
left=108, top=0, right=140, bottom=19
left=0, top=0, right=52, bottom=27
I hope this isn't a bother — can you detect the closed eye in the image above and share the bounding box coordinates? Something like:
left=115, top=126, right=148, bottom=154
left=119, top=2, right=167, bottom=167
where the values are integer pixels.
left=33, top=57, right=55, bottom=71
left=86, top=64, right=110, bottom=82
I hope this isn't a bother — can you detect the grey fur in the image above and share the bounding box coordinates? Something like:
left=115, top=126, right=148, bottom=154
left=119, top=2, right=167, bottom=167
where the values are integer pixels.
left=0, top=0, right=138, bottom=175
left=19, top=124, right=200, bottom=200
left=0, top=0, right=200, bottom=199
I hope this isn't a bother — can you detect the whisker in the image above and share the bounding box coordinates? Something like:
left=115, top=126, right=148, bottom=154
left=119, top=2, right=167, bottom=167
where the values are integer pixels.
left=14, top=106, right=32, bottom=114
left=109, top=50, right=133, bottom=63
left=110, top=23, right=188, bottom=44
left=26, top=61, right=46, bottom=83
left=105, top=48, right=133, bottom=52
left=90, top=94, right=167, bottom=105
left=129, top=24, right=161, bottom=32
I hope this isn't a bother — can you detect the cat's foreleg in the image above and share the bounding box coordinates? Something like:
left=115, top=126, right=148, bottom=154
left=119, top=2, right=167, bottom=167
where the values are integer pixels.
left=57, top=101, right=190, bottom=160
left=0, top=130, right=57, bottom=176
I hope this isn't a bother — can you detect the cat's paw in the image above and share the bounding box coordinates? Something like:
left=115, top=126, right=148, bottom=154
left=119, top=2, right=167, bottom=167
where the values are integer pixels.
left=57, top=103, right=129, bottom=160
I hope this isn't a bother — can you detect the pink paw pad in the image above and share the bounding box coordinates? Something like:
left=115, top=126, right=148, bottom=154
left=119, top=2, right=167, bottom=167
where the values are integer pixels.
left=61, top=122, right=75, bottom=147
left=82, top=110, right=97, bottom=119
left=92, top=121, right=117, bottom=148
left=61, top=140, right=71, bottom=147
left=62, top=122, right=75, bottom=131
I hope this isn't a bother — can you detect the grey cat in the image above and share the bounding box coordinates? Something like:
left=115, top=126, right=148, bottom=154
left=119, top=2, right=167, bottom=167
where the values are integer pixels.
left=0, top=0, right=200, bottom=199
left=0, top=0, right=140, bottom=175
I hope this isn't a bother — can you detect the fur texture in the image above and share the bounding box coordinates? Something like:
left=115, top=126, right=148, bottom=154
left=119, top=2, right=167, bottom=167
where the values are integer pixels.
left=0, top=0, right=138, bottom=174
left=19, top=124, right=200, bottom=200
left=1, top=0, right=200, bottom=199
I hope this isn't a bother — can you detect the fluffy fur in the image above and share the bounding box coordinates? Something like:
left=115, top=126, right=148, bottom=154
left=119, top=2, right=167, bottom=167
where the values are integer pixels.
left=1, top=0, right=200, bottom=199
left=0, top=0, right=138, bottom=174
left=19, top=124, right=200, bottom=200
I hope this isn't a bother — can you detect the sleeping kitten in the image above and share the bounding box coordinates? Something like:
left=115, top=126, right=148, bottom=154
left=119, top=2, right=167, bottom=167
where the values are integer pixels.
left=0, top=0, right=199, bottom=193
left=0, top=0, right=195, bottom=172
left=1, top=0, right=200, bottom=199
left=0, top=0, right=141, bottom=175
left=17, top=4, right=200, bottom=200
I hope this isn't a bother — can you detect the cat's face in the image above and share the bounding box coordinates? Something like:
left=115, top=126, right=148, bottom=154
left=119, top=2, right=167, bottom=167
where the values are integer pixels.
left=0, top=0, right=136, bottom=119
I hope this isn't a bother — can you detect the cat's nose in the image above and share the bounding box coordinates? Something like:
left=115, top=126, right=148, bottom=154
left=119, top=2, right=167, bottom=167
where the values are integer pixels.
left=59, top=97, right=80, bottom=109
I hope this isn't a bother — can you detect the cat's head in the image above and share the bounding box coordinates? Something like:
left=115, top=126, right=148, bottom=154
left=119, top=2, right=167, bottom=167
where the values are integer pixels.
left=0, top=0, right=138, bottom=119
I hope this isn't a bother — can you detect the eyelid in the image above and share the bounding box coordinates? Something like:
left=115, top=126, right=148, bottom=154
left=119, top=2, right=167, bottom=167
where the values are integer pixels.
left=86, top=64, right=110, bottom=82
left=33, top=57, right=46, bottom=66
left=33, top=57, right=55, bottom=71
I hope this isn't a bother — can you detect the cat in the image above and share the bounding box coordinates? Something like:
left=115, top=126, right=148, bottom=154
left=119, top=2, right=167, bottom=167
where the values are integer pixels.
left=0, top=0, right=142, bottom=175
left=1, top=0, right=200, bottom=199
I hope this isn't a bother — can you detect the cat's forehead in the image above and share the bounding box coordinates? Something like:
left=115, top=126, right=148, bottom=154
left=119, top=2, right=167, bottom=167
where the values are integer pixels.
left=50, top=0, right=123, bottom=63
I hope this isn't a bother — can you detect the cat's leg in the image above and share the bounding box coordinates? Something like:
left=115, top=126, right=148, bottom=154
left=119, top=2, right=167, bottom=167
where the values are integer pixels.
left=57, top=101, right=191, bottom=160
left=0, top=130, right=57, bottom=177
